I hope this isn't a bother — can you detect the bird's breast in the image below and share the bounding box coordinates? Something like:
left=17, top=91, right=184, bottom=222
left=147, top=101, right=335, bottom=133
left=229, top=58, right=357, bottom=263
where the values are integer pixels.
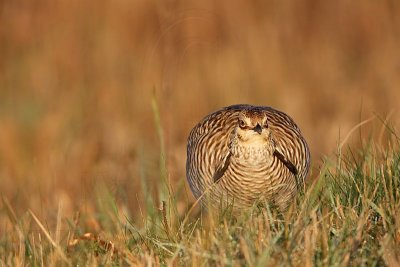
left=231, top=144, right=273, bottom=166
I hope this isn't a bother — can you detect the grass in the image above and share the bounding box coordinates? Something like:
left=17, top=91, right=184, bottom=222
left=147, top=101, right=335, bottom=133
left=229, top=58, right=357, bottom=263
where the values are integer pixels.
left=1, top=1, right=400, bottom=265
left=1, top=125, right=399, bottom=266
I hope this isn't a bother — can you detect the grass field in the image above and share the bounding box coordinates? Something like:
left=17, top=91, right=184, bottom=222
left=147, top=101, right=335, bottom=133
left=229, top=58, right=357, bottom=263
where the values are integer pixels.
left=1, top=0, right=400, bottom=265
left=1, top=123, right=400, bottom=265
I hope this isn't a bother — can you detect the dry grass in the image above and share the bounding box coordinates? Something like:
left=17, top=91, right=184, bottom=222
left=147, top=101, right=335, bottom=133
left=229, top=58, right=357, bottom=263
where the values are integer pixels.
left=1, top=131, right=400, bottom=265
left=1, top=0, right=400, bottom=265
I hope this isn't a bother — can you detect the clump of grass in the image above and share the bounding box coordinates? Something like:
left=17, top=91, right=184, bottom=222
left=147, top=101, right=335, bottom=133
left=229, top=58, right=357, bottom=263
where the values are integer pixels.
left=1, top=126, right=400, bottom=266
left=104, top=131, right=396, bottom=265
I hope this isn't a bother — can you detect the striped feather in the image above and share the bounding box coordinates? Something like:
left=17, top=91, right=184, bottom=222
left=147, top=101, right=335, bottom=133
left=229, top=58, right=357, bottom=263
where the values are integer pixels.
left=186, top=104, right=311, bottom=212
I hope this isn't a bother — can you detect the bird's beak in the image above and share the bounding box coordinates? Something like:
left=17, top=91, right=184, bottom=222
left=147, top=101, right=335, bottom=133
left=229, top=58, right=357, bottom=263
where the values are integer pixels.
left=253, top=124, right=262, bottom=134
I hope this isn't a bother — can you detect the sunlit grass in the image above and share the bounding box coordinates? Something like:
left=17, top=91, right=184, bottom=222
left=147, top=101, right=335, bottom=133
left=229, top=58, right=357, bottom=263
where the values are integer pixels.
left=1, top=128, right=399, bottom=266
left=1, top=1, right=400, bottom=265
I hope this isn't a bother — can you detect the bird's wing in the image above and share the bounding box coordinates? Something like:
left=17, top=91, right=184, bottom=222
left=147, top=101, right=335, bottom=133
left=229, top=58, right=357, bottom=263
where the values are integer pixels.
left=273, top=147, right=300, bottom=192
left=273, top=149, right=298, bottom=176
left=213, top=150, right=231, bottom=183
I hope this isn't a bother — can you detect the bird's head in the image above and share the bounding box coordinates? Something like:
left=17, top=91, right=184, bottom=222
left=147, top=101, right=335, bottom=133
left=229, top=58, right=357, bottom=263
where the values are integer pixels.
left=233, top=108, right=272, bottom=146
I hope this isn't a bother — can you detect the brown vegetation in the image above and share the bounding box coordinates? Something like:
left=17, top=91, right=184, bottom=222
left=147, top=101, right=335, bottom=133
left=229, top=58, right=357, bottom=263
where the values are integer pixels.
left=1, top=0, right=400, bottom=237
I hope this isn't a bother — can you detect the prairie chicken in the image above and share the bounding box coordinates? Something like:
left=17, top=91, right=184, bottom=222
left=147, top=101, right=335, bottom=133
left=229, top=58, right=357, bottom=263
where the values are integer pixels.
left=186, top=104, right=310, bottom=212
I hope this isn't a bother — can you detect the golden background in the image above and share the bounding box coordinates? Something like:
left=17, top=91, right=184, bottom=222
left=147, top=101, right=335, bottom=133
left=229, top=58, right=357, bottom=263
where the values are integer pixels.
left=1, top=0, right=399, bottom=226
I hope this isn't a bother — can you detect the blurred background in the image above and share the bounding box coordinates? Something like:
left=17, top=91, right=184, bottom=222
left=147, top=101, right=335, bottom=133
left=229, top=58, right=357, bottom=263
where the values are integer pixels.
left=1, top=0, right=400, bottom=228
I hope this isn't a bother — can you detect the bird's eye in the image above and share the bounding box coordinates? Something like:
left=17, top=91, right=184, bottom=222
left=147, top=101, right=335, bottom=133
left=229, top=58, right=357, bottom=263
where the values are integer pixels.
left=239, top=119, right=246, bottom=128
left=263, top=121, right=269, bottom=128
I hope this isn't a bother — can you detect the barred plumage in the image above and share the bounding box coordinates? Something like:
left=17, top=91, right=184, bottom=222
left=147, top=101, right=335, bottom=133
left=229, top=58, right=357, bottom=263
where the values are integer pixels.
left=186, top=104, right=311, bottom=212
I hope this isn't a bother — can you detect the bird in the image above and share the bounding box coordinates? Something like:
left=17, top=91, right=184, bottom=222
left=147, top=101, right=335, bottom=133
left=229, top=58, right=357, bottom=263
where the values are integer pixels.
left=186, top=104, right=310, bottom=213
